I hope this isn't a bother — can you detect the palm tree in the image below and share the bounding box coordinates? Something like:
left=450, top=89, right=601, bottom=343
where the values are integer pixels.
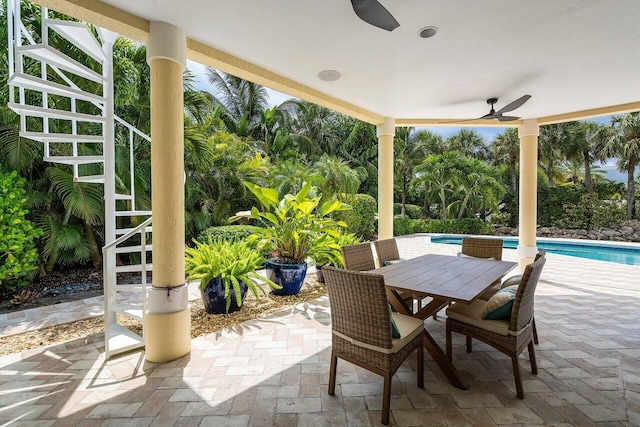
left=205, top=68, right=269, bottom=139
left=490, top=128, right=520, bottom=193
left=280, top=99, right=338, bottom=156
left=577, top=121, right=609, bottom=189
left=394, top=127, right=426, bottom=216
left=455, top=159, right=505, bottom=219
left=602, top=113, right=640, bottom=219
left=414, top=152, right=462, bottom=220
left=446, top=129, right=489, bottom=159
left=557, top=159, right=607, bottom=185
left=412, top=129, right=446, bottom=156
left=312, top=154, right=362, bottom=199
left=538, top=123, right=575, bottom=187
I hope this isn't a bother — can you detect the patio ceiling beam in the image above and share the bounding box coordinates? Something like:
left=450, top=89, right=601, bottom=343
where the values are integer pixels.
left=31, top=0, right=384, bottom=126
left=395, top=119, right=521, bottom=128
left=537, top=101, right=640, bottom=125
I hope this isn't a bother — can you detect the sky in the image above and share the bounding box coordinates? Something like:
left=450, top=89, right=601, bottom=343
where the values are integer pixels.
left=188, top=61, right=629, bottom=183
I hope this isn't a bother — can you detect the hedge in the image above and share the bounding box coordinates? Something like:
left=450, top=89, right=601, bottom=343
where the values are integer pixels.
left=333, top=194, right=377, bottom=238
left=393, top=217, right=494, bottom=236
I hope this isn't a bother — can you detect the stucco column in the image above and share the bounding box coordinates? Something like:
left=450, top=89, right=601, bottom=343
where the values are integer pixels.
left=145, top=22, right=190, bottom=363
left=377, top=118, right=395, bottom=239
left=517, top=119, right=539, bottom=271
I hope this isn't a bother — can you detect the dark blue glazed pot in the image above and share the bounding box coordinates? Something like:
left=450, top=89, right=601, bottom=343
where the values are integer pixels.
left=201, top=278, right=248, bottom=314
left=266, top=260, right=307, bottom=296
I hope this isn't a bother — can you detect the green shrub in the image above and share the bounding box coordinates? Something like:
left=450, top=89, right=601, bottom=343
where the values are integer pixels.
left=557, top=193, right=626, bottom=229
left=0, top=171, right=42, bottom=292
left=393, top=217, right=493, bottom=236
left=393, top=203, right=426, bottom=219
left=392, top=216, right=415, bottom=236
left=197, top=225, right=264, bottom=244
left=333, top=194, right=377, bottom=238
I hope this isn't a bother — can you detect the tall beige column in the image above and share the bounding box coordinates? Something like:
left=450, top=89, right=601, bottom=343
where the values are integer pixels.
left=377, top=118, right=395, bottom=239
left=517, top=119, right=540, bottom=270
left=144, top=22, right=190, bottom=363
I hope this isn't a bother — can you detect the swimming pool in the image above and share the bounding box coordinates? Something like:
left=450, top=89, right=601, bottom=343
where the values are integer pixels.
left=430, top=235, right=640, bottom=266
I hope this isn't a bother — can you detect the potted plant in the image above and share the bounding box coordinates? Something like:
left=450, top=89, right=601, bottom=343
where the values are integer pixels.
left=185, top=238, right=280, bottom=314
left=232, top=181, right=350, bottom=295
left=309, top=232, right=362, bottom=283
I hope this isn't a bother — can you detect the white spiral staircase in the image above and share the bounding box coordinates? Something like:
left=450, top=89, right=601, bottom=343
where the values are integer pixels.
left=6, top=1, right=153, bottom=359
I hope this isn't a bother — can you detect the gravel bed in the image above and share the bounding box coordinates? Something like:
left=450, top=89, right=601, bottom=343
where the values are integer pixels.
left=0, top=277, right=327, bottom=356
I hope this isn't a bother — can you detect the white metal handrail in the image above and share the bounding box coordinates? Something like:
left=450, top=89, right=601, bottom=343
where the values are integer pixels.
left=103, top=217, right=153, bottom=251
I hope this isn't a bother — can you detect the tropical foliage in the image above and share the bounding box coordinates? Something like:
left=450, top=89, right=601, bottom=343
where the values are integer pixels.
left=0, top=170, right=41, bottom=291
left=233, top=182, right=350, bottom=263
left=1, top=4, right=639, bottom=288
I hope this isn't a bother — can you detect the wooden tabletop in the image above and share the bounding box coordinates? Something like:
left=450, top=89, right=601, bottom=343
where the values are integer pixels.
left=373, top=254, right=517, bottom=303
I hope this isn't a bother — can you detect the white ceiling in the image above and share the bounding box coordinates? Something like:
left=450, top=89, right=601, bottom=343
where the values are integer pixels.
left=99, top=0, right=640, bottom=121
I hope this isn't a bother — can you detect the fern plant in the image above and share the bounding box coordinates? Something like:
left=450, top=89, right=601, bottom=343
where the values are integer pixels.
left=185, top=238, right=280, bottom=311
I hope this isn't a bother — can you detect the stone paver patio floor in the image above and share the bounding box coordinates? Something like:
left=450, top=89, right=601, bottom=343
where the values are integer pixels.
left=1, top=235, right=639, bottom=426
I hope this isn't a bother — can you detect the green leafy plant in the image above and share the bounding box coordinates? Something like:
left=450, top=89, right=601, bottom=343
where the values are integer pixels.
left=185, top=238, right=280, bottom=311
left=309, top=231, right=362, bottom=268
left=233, top=181, right=351, bottom=263
left=0, top=171, right=42, bottom=292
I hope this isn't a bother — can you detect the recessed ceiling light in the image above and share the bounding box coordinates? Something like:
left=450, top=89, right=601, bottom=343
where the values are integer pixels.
left=317, top=70, right=341, bottom=82
left=418, top=26, right=438, bottom=39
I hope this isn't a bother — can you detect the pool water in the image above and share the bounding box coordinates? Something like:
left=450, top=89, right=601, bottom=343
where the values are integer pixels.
left=430, top=235, right=640, bottom=266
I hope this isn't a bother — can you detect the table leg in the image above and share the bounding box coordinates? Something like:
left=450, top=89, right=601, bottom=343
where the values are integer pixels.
left=423, top=332, right=469, bottom=390
left=413, top=297, right=469, bottom=390
left=386, top=289, right=412, bottom=315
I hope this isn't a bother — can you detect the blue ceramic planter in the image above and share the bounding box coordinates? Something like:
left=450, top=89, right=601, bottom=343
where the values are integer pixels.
left=266, top=260, right=307, bottom=296
left=201, top=278, right=248, bottom=314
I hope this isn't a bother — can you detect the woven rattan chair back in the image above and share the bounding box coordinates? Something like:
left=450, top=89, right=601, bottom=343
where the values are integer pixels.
left=323, top=266, right=393, bottom=350
left=323, top=265, right=425, bottom=424
left=374, top=238, right=400, bottom=267
left=510, top=256, right=546, bottom=333
left=341, top=242, right=376, bottom=271
left=461, top=237, right=503, bottom=260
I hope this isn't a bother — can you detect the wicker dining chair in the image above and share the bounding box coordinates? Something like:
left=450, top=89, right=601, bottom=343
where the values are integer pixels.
left=460, top=236, right=504, bottom=260
left=374, top=238, right=424, bottom=313
left=480, top=249, right=547, bottom=345
left=445, top=255, right=546, bottom=399
left=373, top=238, right=400, bottom=267
left=323, top=266, right=425, bottom=425
left=341, top=242, right=376, bottom=271
left=461, top=237, right=504, bottom=300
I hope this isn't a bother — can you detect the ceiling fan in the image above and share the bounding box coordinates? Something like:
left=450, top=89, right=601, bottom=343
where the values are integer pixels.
left=351, top=0, right=399, bottom=31
left=476, top=95, right=532, bottom=121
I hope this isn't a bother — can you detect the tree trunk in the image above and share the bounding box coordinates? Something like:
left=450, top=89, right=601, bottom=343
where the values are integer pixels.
left=401, top=171, right=407, bottom=216
left=547, top=158, right=554, bottom=187
left=510, top=162, right=517, bottom=193
left=84, top=222, right=102, bottom=268
left=627, top=161, right=636, bottom=220
left=583, top=151, right=592, bottom=189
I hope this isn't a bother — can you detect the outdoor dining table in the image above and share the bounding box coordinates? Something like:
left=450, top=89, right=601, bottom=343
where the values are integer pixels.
left=372, top=253, right=517, bottom=390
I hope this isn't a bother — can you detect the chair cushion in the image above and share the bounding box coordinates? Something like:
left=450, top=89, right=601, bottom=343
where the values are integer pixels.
left=482, top=285, right=518, bottom=320
left=390, top=312, right=424, bottom=352
left=457, top=252, right=495, bottom=260
left=446, top=300, right=511, bottom=336
left=501, top=275, right=522, bottom=289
